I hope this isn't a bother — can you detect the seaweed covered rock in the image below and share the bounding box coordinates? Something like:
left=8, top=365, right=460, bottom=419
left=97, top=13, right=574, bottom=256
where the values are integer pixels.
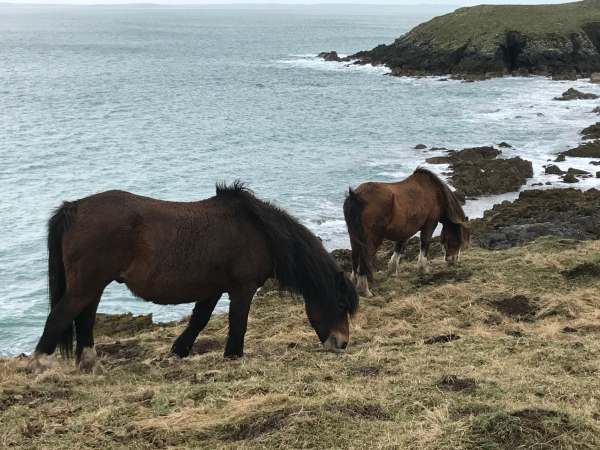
left=471, top=188, right=600, bottom=248
left=425, top=146, right=532, bottom=196
left=330, top=1, right=600, bottom=79
left=554, top=88, right=599, bottom=101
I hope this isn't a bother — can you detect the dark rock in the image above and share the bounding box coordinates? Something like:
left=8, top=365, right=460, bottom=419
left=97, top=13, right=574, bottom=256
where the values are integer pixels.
left=597, top=171, right=600, bottom=178
left=95, top=313, right=155, bottom=338
left=551, top=71, right=578, bottom=81
left=591, top=72, right=600, bottom=83
left=448, top=146, right=501, bottom=161
left=470, top=188, right=600, bottom=248
left=414, top=144, right=427, bottom=149
left=561, top=140, right=600, bottom=158
left=318, top=51, right=343, bottom=62
left=581, top=122, right=600, bottom=140
left=425, top=156, right=452, bottom=164
left=554, top=88, right=599, bottom=101
left=498, top=142, right=512, bottom=148
left=562, top=326, right=578, bottom=333
left=554, top=154, right=566, bottom=162
left=451, top=157, right=533, bottom=196
left=562, top=172, right=579, bottom=183
left=592, top=106, right=600, bottom=114
left=544, top=164, right=564, bottom=175
left=566, top=167, right=590, bottom=175
left=590, top=161, right=600, bottom=165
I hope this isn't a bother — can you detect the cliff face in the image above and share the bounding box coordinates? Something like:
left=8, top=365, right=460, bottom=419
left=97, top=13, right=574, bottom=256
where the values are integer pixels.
left=350, top=0, right=600, bottom=78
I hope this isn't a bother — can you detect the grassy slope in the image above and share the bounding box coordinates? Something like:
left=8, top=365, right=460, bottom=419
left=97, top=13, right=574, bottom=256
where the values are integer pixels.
left=403, top=0, right=600, bottom=50
left=2, top=237, right=600, bottom=449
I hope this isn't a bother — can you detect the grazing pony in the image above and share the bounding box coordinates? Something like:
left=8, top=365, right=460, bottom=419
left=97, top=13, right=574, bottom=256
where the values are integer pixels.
left=30, top=182, right=358, bottom=372
left=343, top=168, right=469, bottom=297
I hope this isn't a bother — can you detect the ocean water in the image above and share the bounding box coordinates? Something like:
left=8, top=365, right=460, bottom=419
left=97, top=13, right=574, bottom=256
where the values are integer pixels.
left=1, top=4, right=600, bottom=356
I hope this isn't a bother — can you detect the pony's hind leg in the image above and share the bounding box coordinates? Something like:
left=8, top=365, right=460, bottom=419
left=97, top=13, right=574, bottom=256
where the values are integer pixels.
left=418, top=222, right=437, bottom=273
left=171, top=294, right=222, bottom=358
left=224, top=284, right=258, bottom=358
left=75, top=299, right=101, bottom=373
left=388, top=240, right=407, bottom=276
left=30, top=292, right=93, bottom=372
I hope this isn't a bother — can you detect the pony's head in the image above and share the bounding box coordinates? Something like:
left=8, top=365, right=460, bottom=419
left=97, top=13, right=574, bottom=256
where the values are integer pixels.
left=304, top=271, right=358, bottom=351
left=441, top=219, right=470, bottom=264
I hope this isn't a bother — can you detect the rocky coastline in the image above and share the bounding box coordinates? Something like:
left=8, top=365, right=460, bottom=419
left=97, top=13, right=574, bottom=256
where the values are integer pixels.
left=320, top=0, right=600, bottom=80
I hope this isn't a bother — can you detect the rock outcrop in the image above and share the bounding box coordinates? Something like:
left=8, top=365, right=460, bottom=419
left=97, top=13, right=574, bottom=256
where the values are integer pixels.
left=322, top=0, right=600, bottom=79
left=470, top=188, right=600, bottom=248
left=554, top=88, right=599, bottom=101
left=426, top=146, right=533, bottom=196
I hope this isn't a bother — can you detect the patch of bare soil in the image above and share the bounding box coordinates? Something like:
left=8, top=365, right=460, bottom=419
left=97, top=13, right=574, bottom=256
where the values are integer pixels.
left=190, top=338, right=223, bottom=355
left=424, top=334, right=461, bottom=344
left=96, top=339, right=146, bottom=362
left=562, top=262, right=600, bottom=279
left=436, top=375, right=478, bottom=392
left=217, top=408, right=295, bottom=441
left=468, top=408, right=584, bottom=450
left=482, top=295, right=539, bottom=321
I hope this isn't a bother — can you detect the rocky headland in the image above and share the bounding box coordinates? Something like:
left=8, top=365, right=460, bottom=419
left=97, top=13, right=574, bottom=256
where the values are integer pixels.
left=321, top=0, right=600, bottom=80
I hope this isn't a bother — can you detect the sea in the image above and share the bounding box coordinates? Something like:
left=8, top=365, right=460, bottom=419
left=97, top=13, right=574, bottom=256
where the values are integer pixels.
left=2, top=4, right=600, bottom=356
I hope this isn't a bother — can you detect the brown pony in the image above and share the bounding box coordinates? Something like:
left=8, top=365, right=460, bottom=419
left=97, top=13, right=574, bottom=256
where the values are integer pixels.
left=343, top=168, right=469, bottom=297
left=29, top=182, right=358, bottom=372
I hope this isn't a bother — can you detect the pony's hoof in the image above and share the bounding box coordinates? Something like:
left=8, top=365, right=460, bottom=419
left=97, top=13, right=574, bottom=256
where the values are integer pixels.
left=27, top=352, right=53, bottom=374
left=77, top=347, right=100, bottom=373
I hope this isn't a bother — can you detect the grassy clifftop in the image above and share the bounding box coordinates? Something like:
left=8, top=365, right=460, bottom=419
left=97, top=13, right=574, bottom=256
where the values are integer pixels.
left=347, top=0, right=600, bottom=78
left=2, top=237, right=600, bottom=449
left=406, top=0, right=600, bottom=51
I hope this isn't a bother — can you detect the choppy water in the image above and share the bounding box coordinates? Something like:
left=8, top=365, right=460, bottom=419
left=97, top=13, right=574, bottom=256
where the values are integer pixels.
left=2, top=4, right=600, bottom=356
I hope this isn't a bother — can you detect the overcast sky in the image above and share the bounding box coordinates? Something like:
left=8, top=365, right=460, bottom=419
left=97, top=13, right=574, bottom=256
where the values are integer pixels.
left=1, top=0, right=580, bottom=5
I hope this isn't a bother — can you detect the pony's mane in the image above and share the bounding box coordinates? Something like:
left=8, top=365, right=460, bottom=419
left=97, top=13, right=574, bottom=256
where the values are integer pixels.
left=413, top=168, right=470, bottom=247
left=215, top=181, right=358, bottom=321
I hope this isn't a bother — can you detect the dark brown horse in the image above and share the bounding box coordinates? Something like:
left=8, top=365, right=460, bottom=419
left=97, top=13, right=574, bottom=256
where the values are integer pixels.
left=343, top=168, right=469, bottom=297
left=29, top=182, right=358, bottom=372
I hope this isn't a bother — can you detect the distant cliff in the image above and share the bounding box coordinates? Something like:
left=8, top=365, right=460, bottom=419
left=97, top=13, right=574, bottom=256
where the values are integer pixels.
left=340, top=0, right=600, bottom=79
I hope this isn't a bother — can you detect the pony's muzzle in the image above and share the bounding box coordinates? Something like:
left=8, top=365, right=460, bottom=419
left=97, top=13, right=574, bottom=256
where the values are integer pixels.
left=323, top=334, right=348, bottom=352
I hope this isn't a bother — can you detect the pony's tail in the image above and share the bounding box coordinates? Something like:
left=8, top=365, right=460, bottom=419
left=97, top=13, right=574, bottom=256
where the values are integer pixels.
left=47, top=201, right=77, bottom=358
left=343, top=188, right=371, bottom=281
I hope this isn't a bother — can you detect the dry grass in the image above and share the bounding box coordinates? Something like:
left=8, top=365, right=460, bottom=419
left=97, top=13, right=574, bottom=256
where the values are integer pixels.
left=1, top=236, right=600, bottom=449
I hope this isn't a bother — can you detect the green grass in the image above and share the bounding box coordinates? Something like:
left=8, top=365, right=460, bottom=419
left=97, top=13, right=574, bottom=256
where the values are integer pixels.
left=401, top=0, right=600, bottom=51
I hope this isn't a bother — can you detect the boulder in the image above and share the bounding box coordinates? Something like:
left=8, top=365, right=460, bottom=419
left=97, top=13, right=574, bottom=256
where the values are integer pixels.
left=591, top=72, right=600, bottom=83
left=318, top=51, right=342, bottom=62
left=414, top=144, right=427, bottom=149
left=554, top=88, right=599, bottom=101
left=561, top=141, right=600, bottom=158
left=562, top=173, right=579, bottom=183
left=554, top=154, right=566, bottom=162
left=470, top=188, right=600, bottom=248
left=498, top=142, right=512, bottom=148
left=581, top=122, right=600, bottom=140
left=545, top=164, right=564, bottom=175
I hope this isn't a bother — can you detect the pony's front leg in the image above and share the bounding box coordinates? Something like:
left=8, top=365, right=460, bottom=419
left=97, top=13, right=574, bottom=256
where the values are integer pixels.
left=171, top=294, right=221, bottom=358
left=224, top=284, right=257, bottom=358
